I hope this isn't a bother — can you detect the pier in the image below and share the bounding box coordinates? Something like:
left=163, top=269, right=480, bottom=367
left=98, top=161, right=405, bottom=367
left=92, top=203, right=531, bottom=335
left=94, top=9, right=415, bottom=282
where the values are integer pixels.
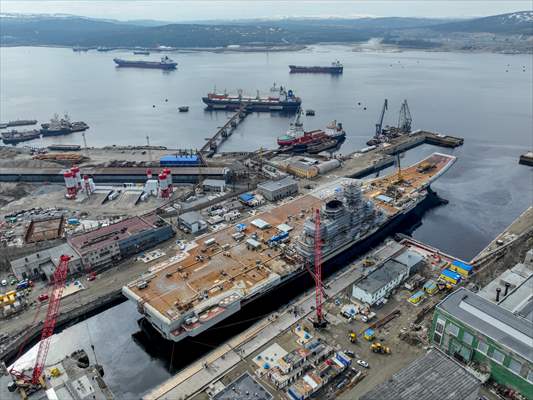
left=200, top=106, right=250, bottom=157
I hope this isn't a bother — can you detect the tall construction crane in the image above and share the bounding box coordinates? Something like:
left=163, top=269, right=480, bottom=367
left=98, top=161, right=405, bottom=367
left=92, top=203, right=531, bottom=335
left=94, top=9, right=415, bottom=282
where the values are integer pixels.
left=398, top=99, right=412, bottom=133
left=375, top=99, right=388, bottom=138
left=313, top=208, right=327, bottom=328
left=10, top=255, right=71, bottom=392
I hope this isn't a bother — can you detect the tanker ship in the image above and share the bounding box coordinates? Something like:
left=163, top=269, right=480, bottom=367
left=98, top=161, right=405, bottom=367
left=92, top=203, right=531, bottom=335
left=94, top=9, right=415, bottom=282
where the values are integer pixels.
left=289, top=61, right=343, bottom=74
left=113, top=56, right=177, bottom=70
left=123, top=153, right=456, bottom=344
left=202, top=86, right=301, bottom=112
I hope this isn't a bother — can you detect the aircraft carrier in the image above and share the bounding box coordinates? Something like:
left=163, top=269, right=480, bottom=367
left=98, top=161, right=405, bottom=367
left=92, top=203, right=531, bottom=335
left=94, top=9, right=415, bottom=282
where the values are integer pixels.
left=122, top=153, right=456, bottom=344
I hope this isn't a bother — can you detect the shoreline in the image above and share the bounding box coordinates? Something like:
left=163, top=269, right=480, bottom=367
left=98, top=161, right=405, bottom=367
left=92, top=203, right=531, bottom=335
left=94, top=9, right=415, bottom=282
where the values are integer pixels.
left=1, top=42, right=531, bottom=55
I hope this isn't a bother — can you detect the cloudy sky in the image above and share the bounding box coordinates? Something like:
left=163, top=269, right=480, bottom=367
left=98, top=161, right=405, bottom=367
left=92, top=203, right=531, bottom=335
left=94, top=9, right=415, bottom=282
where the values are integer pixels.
left=1, top=0, right=530, bottom=21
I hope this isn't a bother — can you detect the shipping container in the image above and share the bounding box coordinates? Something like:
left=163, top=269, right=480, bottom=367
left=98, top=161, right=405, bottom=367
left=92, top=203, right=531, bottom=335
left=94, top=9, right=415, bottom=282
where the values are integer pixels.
left=449, top=260, right=473, bottom=277
left=439, top=268, right=461, bottom=285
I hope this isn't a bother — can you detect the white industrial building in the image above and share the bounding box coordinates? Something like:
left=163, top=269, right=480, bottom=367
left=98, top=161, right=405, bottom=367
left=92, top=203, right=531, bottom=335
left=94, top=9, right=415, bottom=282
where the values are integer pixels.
left=352, top=249, right=424, bottom=305
left=178, top=211, right=207, bottom=234
left=257, top=177, right=298, bottom=202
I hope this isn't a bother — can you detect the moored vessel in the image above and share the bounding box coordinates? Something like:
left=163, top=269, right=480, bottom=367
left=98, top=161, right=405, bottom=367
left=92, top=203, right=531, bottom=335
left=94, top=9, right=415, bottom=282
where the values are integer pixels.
left=113, top=56, right=177, bottom=70
left=1, top=129, right=40, bottom=144
left=277, top=114, right=346, bottom=153
left=40, top=114, right=89, bottom=137
left=289, top=61, right=343, bottom=74
left=202, top=86, right=301, bottom=112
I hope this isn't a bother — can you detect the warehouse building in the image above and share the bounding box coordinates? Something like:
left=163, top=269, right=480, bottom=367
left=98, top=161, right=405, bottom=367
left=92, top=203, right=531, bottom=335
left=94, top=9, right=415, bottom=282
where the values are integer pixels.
left=352, top=249, right=424, bottom=305
left=257, top=177, right=298, bottom=202
left=430, top=287, right=533, bottom=398
left=202, top=179, right=226, bottom=192
left=68, top=213, right=174, bottom=269
left=360, top=349, right=481, bottom=400
left=178, top=211, right=207, bottom=234
left=11, top=242, right=83, bottom=281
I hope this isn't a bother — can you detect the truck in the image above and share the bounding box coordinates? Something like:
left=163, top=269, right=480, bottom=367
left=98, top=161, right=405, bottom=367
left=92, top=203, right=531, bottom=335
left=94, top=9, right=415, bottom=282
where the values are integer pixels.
left=361, top=312, right=376, bottom=323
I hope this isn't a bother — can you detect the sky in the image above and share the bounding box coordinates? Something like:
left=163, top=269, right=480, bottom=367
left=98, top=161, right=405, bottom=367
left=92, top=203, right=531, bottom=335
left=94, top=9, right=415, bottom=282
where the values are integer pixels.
left=0, top=0, right=530, bottom=21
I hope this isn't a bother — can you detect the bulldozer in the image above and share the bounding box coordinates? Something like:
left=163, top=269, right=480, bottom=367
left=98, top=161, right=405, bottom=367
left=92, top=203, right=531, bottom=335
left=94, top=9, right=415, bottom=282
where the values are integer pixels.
left=371, top=342, right=391, bottom=354
left=349, top=331, right=357, bottom=343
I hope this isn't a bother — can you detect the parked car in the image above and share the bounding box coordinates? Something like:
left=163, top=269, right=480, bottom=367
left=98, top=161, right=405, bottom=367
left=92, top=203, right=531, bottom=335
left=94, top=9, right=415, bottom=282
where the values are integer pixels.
left=344, top=350, right=356, bottom=358
left=357, top=359, right=369, bottom=369
left=38, top=293, right=49, bottom=302
left=1, top=279, right=7, bottom=286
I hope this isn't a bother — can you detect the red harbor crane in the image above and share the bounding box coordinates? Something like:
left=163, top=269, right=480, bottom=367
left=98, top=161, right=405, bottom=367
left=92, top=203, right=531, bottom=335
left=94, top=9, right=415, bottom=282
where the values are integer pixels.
left=10, top=255, right=71, bottom=390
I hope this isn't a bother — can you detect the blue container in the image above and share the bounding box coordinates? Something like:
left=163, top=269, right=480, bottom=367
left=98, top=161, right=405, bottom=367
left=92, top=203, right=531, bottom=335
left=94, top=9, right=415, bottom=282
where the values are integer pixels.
left=160, top=154, right=200, bottom=167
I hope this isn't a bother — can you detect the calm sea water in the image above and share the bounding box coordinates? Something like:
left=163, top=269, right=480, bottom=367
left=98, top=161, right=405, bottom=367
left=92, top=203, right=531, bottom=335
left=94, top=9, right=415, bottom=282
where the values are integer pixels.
left=3, top=45, right=532, bottom=398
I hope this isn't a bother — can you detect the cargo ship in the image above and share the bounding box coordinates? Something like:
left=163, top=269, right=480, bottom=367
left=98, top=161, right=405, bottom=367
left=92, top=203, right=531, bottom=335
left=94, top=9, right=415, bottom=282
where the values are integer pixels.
left=202, top=86, right=301, bottom=112
left=113, top=56, right=177, bottom=70
left=40, top=114, right=89, bottom=137
left=289, top=61, right=343, bottom=74
left=1, top=129, right=40, bottom=144
left=123, top=153, right=456, bottom=344
left=277, top=112, right=346, bottom=153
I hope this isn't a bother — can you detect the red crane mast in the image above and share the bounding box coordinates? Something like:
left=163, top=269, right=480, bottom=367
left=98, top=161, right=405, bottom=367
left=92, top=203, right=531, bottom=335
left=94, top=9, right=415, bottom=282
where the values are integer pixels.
left=10, top=255, right=71, bottom=387
left=31, top=254, right=71, bottom=384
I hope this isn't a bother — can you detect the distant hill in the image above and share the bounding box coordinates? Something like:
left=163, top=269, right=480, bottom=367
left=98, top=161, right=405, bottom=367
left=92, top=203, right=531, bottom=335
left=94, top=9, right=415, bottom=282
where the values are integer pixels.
left=429, top=11, right=533, bottom=35
left=0, top=12, right=531, bottom=48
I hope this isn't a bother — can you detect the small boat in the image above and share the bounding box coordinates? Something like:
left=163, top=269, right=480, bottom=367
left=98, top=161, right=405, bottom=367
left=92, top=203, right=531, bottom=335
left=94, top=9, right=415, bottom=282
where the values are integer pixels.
left=306, top=109, right=315, bottom=116
left=178, top=106, right=190, bottom=112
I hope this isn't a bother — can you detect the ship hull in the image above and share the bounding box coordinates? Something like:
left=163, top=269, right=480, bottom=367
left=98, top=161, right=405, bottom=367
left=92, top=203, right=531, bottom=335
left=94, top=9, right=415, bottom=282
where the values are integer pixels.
left=137, top=187, right=441, bottom=347
left=113, top=59, right=177, bottom=70
left=282, top=133, right=346, bottom=153
left=289, top=65, right=343, bottom=74
left=202, top=97, right=301, bottom=112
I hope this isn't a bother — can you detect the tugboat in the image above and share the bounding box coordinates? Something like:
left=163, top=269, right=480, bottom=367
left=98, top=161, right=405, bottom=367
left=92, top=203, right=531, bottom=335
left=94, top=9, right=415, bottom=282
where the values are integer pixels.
left=278, top=118, right=346, bottom=153
left=40, top=114, right=89, bottom=137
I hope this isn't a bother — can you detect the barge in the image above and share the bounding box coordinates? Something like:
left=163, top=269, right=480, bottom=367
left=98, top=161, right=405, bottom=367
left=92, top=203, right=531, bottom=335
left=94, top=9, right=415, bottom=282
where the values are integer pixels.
left=123, top=153, right=456, bottom=344
left=1, top=129, right=40, bottom=144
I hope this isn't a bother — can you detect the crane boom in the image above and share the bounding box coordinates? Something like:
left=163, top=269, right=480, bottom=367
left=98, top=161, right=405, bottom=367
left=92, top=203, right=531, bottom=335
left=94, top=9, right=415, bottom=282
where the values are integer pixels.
left=375, top=99, right=388, bottom=137
left=31, top=255, right=70, bottom=384
left=398, top=99, right=412, bottom=133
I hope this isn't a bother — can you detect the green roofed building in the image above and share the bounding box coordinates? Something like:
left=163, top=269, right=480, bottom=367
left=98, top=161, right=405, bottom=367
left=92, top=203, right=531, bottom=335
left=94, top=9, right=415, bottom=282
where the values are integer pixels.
left=430, top=287, right=533, bottom=399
